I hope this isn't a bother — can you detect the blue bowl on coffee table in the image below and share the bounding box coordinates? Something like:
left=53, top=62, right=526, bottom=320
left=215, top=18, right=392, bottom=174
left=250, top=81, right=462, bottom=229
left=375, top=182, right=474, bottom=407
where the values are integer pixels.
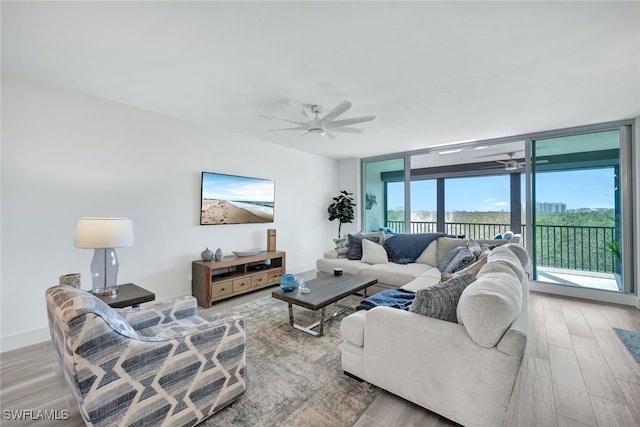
left=279, top=274, right=298, bottom=292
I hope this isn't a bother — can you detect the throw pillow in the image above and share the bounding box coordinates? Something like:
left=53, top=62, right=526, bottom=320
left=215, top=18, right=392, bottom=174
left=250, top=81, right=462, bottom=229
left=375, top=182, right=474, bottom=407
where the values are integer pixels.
left=466, top=239, right=482, bottom=258
left=442, top=246, right=475, bottom=274
left=361, top=238, right=389, bottom=264
left=333, top=237, right=349, bottom=259
left=441, top=254, right=488, bottom=281
left=347, top=233, right=381, bottom=260
left=436, top=246, right=464, bottom=271
left=409, top=273, right=477, bottom=323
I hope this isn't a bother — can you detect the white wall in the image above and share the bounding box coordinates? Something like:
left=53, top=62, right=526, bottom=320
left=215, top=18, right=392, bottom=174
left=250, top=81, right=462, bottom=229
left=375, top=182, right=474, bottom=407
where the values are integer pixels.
left=1, top=74, right=338, bottom=350
left=334, top=158, right=360, bottom=238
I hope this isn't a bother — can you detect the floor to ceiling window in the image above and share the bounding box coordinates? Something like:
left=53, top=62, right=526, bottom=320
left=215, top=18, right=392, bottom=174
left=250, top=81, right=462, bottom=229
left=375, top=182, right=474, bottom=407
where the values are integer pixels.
left=531, top=129, right=627, bottom=292
left=361, top=120, right=635, bottom=300
left=444, top=175, right=511, bottom=239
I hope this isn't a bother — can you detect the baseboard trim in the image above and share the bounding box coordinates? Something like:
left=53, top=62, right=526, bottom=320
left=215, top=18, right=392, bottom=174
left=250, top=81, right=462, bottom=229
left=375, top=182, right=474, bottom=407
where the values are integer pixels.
left=1, top=327, right=51, bottom=353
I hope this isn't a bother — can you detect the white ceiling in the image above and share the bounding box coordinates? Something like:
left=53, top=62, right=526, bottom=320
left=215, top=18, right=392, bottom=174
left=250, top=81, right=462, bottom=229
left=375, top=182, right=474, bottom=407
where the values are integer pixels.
left=2, top=1, right=639, bottom=160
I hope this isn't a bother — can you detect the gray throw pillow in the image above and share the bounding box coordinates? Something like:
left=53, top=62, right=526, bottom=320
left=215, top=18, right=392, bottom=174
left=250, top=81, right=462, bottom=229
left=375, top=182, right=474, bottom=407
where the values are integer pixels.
left=347, top=234, right=381, bottom=260
left=442, top=246, right=475, bottom=274
left=437, top=246, right=463, bottom=271
left=333, top=237, right=348, bottom=259
left=409, top=273, right=477, bottom=322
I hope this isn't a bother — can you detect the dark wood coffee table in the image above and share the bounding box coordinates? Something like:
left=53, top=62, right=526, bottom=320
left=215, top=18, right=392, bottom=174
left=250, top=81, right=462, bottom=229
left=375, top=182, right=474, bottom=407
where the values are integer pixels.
left=271, top=274, right=377, bottom=337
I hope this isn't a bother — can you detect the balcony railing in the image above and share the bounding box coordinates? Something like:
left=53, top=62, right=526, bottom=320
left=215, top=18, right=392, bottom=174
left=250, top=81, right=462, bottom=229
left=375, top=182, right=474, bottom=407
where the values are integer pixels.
left=385, top=221, right=618, bottom=273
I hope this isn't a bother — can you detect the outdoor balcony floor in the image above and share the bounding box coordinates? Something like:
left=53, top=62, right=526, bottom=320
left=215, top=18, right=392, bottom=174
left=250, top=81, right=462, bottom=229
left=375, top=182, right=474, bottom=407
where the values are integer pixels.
left=537, top=266, right=619, bottom=291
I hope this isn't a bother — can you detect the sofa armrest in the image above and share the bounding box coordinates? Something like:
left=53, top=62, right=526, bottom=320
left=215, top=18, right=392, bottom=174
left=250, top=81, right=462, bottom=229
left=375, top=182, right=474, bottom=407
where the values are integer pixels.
left=324, top=250, right=339, bottom=259
left=341, top=310, right=367, bottom=347
left=117, top=296, right=198, bottom=330
left=363, top=307, right=523, bottom=427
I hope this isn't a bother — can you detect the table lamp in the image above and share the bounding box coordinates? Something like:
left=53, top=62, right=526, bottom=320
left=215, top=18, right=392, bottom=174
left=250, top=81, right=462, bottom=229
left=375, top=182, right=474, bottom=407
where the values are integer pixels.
left=74, top=217, right=134, bottom=296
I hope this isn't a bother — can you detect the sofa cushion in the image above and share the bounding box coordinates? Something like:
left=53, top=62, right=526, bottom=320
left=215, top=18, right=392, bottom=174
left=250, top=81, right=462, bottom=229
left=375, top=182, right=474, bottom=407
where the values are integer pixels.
left=409, top=273, right=477, bottom=322
left=486, top=245, right=527, bottom=283
left=347, top=232, right=384, bottom=260
left=361, top=263, right=431, bottom=286
left=401, top=274, right=442, bottom=292
left=316, top=258, right=370, bottom=276
left=436, top=237, right=467, bottom=261
left=457, top=262, right=523, bottom=348
left=361, top=238, right=389, bottom=264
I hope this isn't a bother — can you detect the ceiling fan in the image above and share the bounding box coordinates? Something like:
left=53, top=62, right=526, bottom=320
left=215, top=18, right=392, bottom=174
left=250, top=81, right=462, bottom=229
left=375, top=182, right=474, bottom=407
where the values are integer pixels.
left=497, top=152, right=523, bottom=171
left=259, top=100, right=375, bottom=139
left=493, top=152, right=549, bottom=171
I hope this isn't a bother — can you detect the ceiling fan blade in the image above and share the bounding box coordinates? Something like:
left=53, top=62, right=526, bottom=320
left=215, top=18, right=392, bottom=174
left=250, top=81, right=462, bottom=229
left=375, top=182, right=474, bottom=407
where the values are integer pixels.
left=323, top=131, right=336, bottom=139
left=279, top=99, right=313, bottom=121
left=326, top=115, right=376, bottom=128
left=268, top=126, right=309, bottom=132
left=496, top=160, right=508, bottom=165
left=258, top=114, right=307, bottom=126
left=320, top=100, right=351, bottom=124
left=329, top=127, right=364, bottom=134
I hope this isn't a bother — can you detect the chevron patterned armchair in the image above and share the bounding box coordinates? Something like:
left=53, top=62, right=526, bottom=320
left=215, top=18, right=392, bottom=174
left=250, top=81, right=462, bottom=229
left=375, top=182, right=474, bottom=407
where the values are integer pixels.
left=46, top=285, right=246, bottom=427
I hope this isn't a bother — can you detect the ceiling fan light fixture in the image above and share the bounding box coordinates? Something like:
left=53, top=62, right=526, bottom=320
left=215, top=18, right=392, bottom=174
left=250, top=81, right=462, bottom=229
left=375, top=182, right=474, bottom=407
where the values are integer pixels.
left=504, top=161, right=519, bottom=171
left=260, top=100, right=375, bottom=138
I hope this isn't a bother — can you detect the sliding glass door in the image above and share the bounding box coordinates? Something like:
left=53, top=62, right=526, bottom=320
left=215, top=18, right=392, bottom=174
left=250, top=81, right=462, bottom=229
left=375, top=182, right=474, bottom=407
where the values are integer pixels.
left=531, top=129, right=625, bottom=292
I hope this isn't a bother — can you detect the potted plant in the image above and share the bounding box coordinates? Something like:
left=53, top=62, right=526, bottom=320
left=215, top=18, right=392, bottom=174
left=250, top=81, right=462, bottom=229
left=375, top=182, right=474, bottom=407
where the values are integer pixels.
left=327, top=190, right=356, bottom=238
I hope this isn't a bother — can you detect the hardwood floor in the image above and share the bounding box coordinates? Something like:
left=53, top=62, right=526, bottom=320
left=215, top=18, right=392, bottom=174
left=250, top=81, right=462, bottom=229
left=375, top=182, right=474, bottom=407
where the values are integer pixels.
left=357, top=292, right=640, bottom=427
left=1, top=290, right=638, bottom=426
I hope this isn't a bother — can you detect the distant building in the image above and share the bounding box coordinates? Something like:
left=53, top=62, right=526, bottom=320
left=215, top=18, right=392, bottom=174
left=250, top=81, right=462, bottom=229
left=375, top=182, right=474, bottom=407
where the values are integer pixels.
left=536, top=202, right=566, bottom=213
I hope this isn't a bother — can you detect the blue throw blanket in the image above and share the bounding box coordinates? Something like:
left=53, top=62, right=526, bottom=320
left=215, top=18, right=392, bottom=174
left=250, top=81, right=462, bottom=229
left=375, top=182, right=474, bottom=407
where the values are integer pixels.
left=356, top=288, right=416, bottom=311
left=383, top=232, right=445, bottom=264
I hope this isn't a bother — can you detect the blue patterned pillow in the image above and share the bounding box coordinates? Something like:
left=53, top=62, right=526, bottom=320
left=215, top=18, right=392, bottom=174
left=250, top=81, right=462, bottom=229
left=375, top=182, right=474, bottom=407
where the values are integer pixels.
left=443, top=246, right=475, bottom=274
left=437, top=246, right=464, bottom=271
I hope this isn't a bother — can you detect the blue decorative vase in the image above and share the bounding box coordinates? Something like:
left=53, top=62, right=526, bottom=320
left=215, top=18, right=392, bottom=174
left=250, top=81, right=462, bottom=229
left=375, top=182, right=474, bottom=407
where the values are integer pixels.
left=201, top=247, right=214, bottom=262
left=279, top=274, right=298, bottom=292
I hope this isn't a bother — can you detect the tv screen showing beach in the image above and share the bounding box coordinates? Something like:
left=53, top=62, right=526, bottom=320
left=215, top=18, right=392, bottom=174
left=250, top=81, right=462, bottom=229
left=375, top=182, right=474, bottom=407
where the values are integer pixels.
left=200, top=172, right=275, bottom=225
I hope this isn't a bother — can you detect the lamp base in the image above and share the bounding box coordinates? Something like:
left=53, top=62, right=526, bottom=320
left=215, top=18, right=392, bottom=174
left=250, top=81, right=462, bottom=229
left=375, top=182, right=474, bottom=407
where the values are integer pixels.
left=89, top=248, right=120, bottom=297
left=92, top=286, right=118, bottom=297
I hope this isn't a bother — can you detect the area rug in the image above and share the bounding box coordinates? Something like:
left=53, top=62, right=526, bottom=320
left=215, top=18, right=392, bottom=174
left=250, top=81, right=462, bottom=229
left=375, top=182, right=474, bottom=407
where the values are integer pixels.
left=198, top=295, right=379, bottom=427
left=613, top=328, right=640, bottom=366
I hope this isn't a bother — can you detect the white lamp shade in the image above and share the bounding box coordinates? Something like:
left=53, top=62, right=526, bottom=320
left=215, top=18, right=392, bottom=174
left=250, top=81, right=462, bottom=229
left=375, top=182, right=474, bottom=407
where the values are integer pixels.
left=74, top=218, right=134, bottom=249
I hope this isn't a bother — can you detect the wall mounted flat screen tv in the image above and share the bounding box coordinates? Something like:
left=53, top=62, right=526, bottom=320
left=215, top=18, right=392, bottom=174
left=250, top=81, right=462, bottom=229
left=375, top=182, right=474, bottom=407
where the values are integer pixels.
left=200, top=172, right=275, bottom=225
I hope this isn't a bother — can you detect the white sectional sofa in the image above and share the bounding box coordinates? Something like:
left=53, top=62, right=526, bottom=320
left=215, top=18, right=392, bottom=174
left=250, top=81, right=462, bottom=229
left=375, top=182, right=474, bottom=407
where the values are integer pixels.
left=318, top=235, right=528, bottom=427
left=317, top=233, right=521, bottom=290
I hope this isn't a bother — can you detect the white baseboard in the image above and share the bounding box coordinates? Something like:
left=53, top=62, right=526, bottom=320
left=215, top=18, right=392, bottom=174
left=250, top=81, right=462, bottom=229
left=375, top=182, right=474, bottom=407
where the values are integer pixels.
left=1, top=327, right=51, bottom=353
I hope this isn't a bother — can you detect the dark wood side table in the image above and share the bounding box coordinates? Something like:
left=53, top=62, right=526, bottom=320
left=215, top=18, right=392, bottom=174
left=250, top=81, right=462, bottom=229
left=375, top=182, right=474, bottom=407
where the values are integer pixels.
left=96, top=283, right=155, bottom=308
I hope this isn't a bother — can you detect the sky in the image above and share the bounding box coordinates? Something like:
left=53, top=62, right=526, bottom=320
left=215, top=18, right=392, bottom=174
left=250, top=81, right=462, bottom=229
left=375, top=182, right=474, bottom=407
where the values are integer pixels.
left=202, top=172, right=274, bottom=202
left=387, top=168, right=616, bottom=212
